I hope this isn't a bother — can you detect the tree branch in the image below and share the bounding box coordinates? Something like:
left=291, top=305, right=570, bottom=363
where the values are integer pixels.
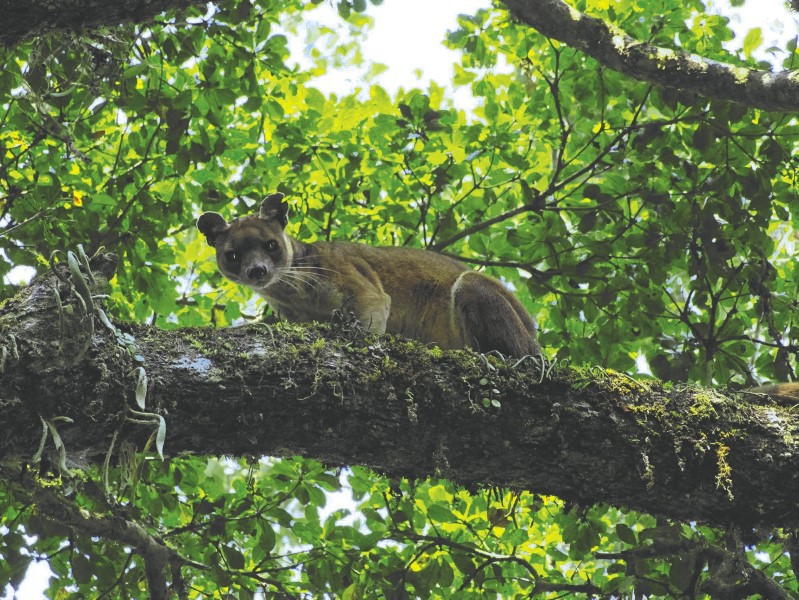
left=3, top=253, right=799, bottom=533
left=598, top=536, right=792, bottom=600
left=398, top=530, right=602, bottom=595
left=0, top=0, right=206, bottom=46
left=500, top=0, right=799, bottom=113
left=25, top=474, right=180, bottom=600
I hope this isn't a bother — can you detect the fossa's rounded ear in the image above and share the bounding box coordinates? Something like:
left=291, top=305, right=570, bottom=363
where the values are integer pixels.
left=196, top=212, right=229, bottom=247
left=259, top=193, right=289, bottom=229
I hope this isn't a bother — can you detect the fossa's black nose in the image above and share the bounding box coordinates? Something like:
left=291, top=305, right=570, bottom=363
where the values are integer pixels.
left=247, top=265, right=268, bottom=280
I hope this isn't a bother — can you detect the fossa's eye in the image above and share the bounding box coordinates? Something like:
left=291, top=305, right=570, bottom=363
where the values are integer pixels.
left=265, top=240, right=278, bottom=251
left=224, top=250, right=239, bottom=262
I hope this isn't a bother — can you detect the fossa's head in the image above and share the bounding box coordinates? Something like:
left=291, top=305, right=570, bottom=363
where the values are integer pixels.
left=197, top=193, right=293, bottom=293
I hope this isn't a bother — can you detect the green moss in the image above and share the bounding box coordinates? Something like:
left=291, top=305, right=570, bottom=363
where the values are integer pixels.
left=565, top=367, right=657, bottom=398
left=687, top=391, right=719, bottom=420
left=603, top=369, right=651, bottom=395
left=625, top=400, right=669, bottom=421
left=363, top=369, right=384, bottom=383
left=188, top=337, right=206, bottom=352
left=563, top=366, right=743, bottom=495
left=715, top=444, right=733, bottom=500
left=641, top=452, right=655, bottom=490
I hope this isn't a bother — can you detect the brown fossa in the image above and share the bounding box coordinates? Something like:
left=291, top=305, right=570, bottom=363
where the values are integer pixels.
left=197, top=193, right=542, bottom=357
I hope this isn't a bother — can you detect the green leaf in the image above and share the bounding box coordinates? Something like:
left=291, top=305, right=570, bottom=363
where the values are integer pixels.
left=615, top=523, right=637, bottom=545
left=134, top=367, right=147, bottom=409
left=223, top=546, right=245, bottom=570
left=743, top=27, right=763, bottom=60
left=427, top=503, right=457, bottom=523
left=427, top=484, right=452, bottom=502
left=72, top=553, right=93, bottom=585
left=155, top=415, right=167, bottom=460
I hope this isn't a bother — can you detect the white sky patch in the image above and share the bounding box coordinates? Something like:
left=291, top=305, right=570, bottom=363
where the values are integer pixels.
left=711, top=0, right=799, bottom=59
left=0, top=244, right=36, bottom=286
left=287, top=0, right=490, bottom=106
left=2, top=265, right=36, bottom=286
left=358, top=0, right=489, bottom=92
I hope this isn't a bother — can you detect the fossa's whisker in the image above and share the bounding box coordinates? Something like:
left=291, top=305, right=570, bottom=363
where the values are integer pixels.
left=276, top=268, right=326, bottom=290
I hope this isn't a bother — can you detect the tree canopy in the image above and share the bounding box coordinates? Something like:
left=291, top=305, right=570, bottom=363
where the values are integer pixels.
left=2, top=0, right=799, bottom=598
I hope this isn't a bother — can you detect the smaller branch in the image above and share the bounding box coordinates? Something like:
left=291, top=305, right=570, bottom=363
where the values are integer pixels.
left=97, top=554, right=134, bottom=599
left=19, top=471, right=207, bottom=600
left=33, top=485, right=171, bottom=598
left=501, top=0, right=799, bottom=112
left=0, top=0, right=207, bottom=47
left=598, top=536, right=792, bottom=600
left=430, top=201, right=537, bottom=251
left=397, top=529, right=602, bottom=594
left=0, top=206, right=43, bottom=239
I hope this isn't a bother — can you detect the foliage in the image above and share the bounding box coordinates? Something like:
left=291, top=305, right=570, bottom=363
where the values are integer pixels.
left=1, top=0, right=799, bottom=597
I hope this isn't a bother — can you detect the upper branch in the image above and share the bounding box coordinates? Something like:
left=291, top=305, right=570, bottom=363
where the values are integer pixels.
left=500, top=0, right=799, bottom=113
left=0, top=0, right=205, bottom=46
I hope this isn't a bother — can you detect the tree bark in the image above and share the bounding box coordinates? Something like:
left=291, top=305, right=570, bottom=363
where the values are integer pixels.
left=2, top=253, right=799, bottom=531
left=500, top=0, right=799, bottom=113
left=0, top=0, right=205, bottom=46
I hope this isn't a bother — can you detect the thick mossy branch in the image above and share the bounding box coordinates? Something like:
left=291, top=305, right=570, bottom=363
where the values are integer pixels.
left=501, top=0, right=799, bottom=113
left=1, top=256, right=799, bottom=530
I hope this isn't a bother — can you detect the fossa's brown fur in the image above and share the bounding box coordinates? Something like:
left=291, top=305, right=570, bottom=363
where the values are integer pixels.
left=198, top=194, right=542, bottom=357
left=747, top=382, right=799, bottom=402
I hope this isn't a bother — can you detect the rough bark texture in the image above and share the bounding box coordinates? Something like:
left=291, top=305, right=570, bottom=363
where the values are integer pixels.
left=2, top=254, right=799, bottom=531
left=501, top=0, right=799, bottom=113
left=0, top=0, right=205, bottom=46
